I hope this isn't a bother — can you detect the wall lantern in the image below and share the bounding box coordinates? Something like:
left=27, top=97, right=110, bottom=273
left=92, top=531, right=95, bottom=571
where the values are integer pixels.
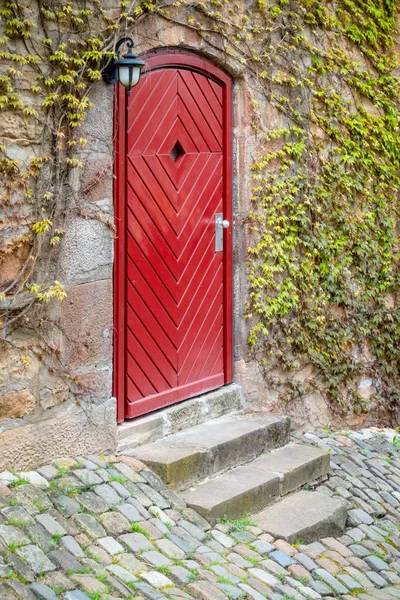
left=103, top=37, right=145, bottom=96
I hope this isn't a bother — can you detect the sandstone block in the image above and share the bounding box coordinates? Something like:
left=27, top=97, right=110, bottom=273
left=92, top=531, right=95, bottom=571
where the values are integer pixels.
left=0, top=241, right=30, bottom=290
left=0, top=111, right=43, bottom=144
left=0, top=398, right=116, bottom=471
left=58, top=218, right=113, bottom=284
left=80, top=153, right=113, bottom=203
left=183, top=465, right=280, bottom=525
left=81, top=83, right=113, bottom=152
left=134, top=412, right=290, bottom=489
left=254, top=491, right=347, bottom=543
left=0, top=389, right=35, bottom=419
left=61, top=280, right=112, bottom=369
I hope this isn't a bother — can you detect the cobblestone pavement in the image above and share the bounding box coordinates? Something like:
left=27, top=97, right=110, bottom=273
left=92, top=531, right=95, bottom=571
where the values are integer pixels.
left=1, top=428, right=400, bottom=599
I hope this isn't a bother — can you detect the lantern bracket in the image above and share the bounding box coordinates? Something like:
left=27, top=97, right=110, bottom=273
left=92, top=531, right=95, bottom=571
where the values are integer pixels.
left=102, top=37, right=145, bottom=92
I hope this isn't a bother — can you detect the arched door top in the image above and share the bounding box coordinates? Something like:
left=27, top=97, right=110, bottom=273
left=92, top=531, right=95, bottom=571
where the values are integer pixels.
left=140, top=49, right=233, bottom=87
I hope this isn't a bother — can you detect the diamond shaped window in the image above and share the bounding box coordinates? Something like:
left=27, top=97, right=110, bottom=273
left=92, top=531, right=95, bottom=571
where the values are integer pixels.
left=170, top=141, right=185, bottom=162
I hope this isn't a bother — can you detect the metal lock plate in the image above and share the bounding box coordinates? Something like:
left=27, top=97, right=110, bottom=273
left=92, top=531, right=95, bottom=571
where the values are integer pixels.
left=215, top=213, right=230, bottom=252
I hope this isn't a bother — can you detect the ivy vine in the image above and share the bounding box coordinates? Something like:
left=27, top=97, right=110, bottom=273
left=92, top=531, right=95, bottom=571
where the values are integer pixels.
left=247, top=0, right=400, bottom=421
left=0, top=0, right=399, bottom=422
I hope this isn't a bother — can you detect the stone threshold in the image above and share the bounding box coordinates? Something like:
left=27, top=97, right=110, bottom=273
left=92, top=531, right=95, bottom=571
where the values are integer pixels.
left=117, top=383, right=245, bottom=451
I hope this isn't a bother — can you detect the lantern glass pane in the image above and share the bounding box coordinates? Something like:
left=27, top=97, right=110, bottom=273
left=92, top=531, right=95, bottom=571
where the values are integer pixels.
left=118, top=65, right=141, bottom=89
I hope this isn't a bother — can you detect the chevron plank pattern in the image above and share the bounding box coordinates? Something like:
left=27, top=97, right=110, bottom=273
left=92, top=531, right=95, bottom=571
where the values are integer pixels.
left=125, top=68, right=226, bottom=417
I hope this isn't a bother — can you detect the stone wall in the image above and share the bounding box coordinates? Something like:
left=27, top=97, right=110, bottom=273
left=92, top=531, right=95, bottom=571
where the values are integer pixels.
left=0, top=18, right=118, bottom=467
left=1, top=2, right=391, bottom=468
left=0, top=6, right=268, bottom=469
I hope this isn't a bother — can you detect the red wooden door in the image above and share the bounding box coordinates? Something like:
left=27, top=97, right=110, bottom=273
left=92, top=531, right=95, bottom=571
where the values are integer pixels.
left=114, top=52, right=232, bottom=421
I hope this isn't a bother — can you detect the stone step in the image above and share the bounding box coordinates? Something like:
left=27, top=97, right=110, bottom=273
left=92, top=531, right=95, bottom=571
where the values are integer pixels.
left=253, top=490, right=347, bottom=543
left=132, top=411, right=290, bottom=489
left=118, top=384, right=245, bottom=451
left=181, top=444, right=329, bottom=524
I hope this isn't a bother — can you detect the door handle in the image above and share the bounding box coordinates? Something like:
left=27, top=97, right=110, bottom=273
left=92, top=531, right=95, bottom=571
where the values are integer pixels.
left=215, top=213, right=230, bottom=252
